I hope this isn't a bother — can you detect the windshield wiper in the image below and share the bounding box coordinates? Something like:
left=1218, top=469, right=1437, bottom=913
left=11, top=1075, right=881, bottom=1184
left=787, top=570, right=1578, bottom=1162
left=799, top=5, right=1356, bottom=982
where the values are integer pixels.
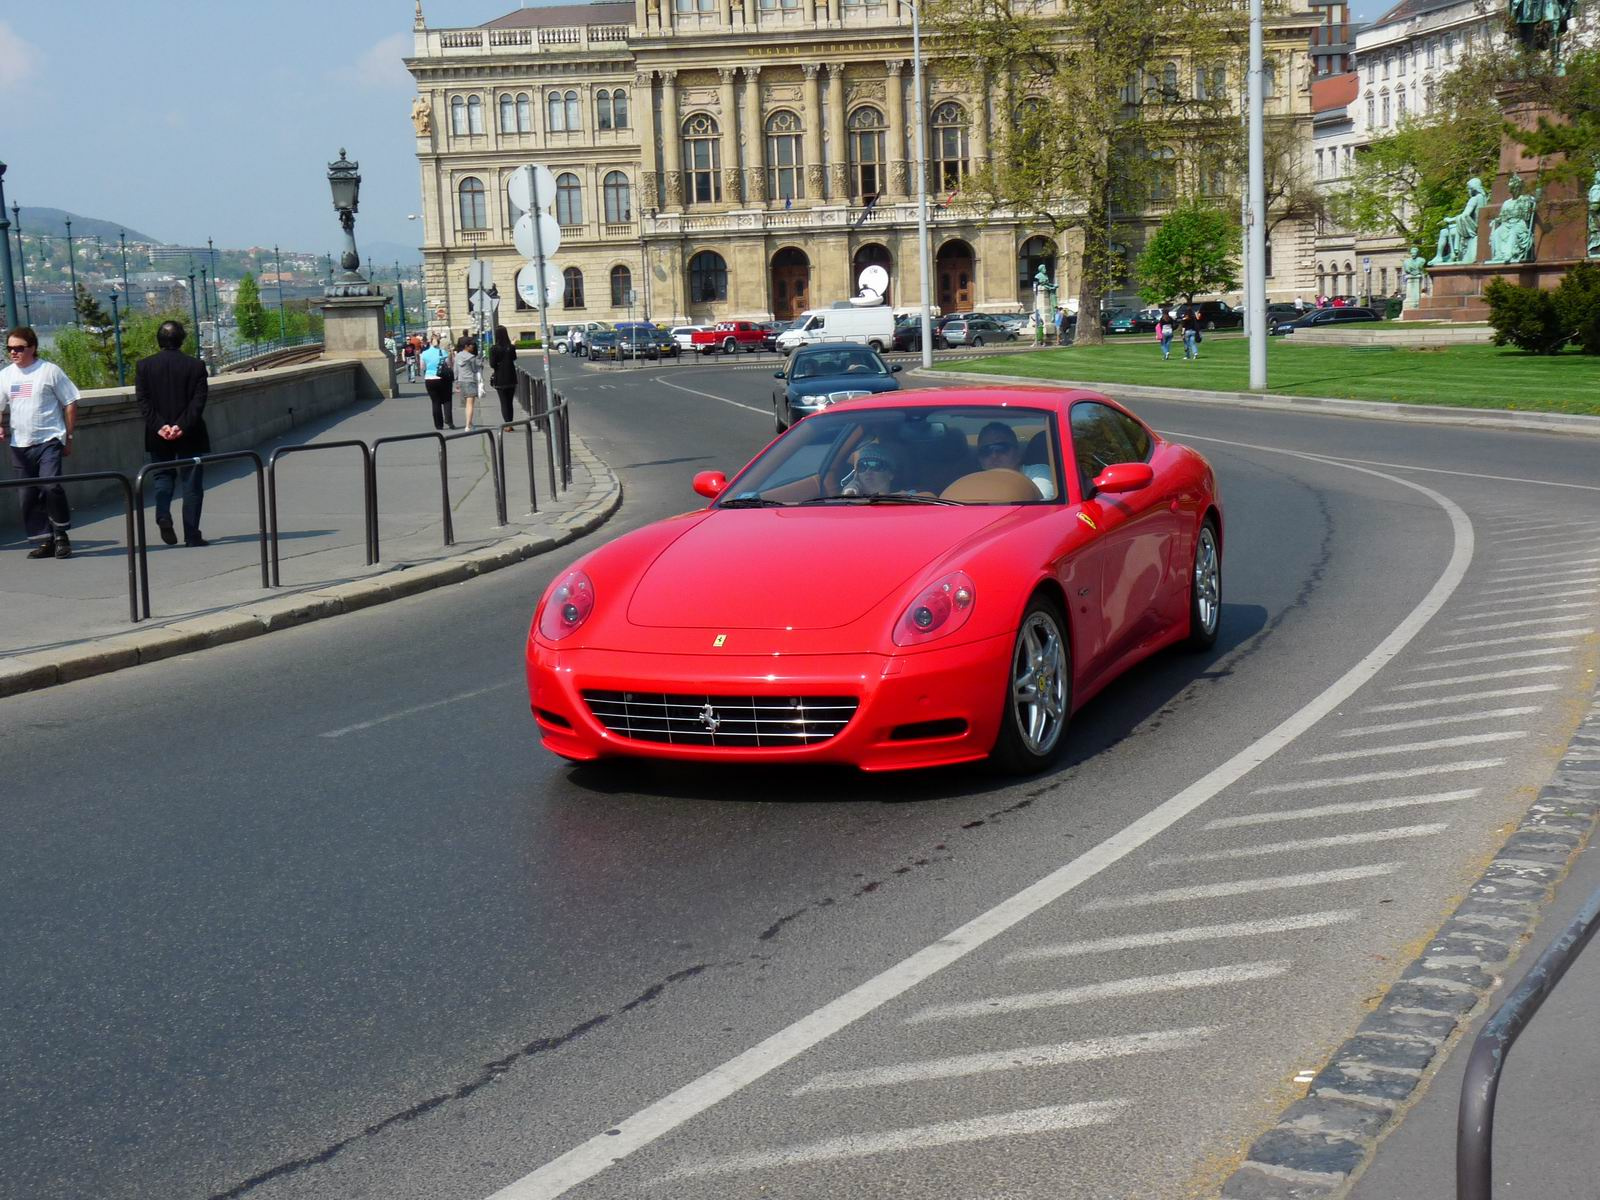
left=719, top=495, right=792, bottom=508
left=803, top=493, right=963, bottom=506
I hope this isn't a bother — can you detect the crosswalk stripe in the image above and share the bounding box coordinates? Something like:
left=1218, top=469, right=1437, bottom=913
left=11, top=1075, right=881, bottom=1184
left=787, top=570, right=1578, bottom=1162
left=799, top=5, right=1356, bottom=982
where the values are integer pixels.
left=1457, top=591, right=1596, bottom=611
left=1427, top=628, right=1593, bottom=653
left=1473, top=576, right=1600, bottom=598
left=905, top=961, right=1291, bottom=1024
left=793, top=1027, right=1219, bottom=1094
left=652, top=1102, right=1130, bottom=1180
left=1204, top=790, right=1477, bottom=829
left=1409, top=647, right=1569, bottom=671
left=1362, top=685, right=1560, bottom=713
left=1003, top=911, right=1360, bottom=961
left=1080, top=865, right=1400, bottom=911
left=1444, top=611, right=1594, bottom=633
left=1147, top=823, right=1446, bottom=866
left=1338, top=706, right=1543, bottom=736
left=1496, top=551, right=1600, bottom=566
left=1388, top=666, right=1565, bottom=691
left=1251, top=760, right=1506, bottom=792
left=1300, top=731, right=1522, bottom=763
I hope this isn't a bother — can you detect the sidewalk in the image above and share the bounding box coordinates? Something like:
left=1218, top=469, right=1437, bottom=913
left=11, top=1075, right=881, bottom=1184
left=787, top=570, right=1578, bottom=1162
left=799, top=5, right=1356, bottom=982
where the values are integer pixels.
left=0, top=379, right=620, bottom=696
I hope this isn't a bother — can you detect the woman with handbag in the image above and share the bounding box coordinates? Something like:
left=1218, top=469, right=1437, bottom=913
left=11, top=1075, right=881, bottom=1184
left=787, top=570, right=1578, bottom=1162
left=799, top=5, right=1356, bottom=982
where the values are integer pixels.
left=487, top=325, right=519, bottom=432
left=421, top=334, right=454, bottom=430
left=453, top=336, right=482, bottom=431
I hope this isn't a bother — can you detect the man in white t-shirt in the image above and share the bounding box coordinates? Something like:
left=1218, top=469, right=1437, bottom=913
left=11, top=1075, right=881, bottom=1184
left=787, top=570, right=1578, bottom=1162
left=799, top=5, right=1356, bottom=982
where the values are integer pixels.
left=974, top=421, right=1057, bottom=500
left=1, top=326, right=80, bottom=559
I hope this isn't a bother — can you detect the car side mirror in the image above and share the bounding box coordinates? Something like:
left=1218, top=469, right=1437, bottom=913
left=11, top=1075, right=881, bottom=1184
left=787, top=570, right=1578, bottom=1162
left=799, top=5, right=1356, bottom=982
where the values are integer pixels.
left=692, top=470, right=728, bottom=499
left=1092, top=462, right=1155, bottom=494
left=773, top=370, right=785, bottom=379
left=891, top=364, right=903, bottom=372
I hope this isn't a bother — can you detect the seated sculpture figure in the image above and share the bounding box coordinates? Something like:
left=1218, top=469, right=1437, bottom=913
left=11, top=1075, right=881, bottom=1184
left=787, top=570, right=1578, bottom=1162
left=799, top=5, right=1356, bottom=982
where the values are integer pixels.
left=1487, top=172, right=1540, bottom=264
left=1430, top=177, right=1486, bottom=266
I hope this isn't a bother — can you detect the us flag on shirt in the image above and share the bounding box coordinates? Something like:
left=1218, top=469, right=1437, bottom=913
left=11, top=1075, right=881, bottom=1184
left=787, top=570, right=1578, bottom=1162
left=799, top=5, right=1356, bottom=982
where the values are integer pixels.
left=9, top=381, right=32, bottom=400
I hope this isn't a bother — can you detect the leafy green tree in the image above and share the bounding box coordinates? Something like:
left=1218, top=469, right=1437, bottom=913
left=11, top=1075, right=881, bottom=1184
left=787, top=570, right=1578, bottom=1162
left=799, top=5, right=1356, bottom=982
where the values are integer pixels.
left=41, top=330, right=113, bottom=390
left=74, top=284, right=111, bottom=330
left=234, top=272, right=269, bottom=345
left=1136, top=200, right=1240, bottom=305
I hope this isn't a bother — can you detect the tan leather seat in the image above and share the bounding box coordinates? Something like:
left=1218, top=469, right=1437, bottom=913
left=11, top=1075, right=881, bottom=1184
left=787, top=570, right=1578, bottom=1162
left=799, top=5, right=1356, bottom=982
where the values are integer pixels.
left=940, top=469, right=1042, bottom=503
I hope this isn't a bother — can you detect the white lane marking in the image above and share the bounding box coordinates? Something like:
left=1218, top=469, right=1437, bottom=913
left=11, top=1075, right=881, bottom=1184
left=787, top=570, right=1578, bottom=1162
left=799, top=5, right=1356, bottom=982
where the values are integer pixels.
left=1338, top=706, right=1543, bottom=736
left=1301, top=731, right=1523, bottom=763
left=1409, top=648, right=1570, bottom=671
left=652, top=1102, right=1129, bottom=1181
left=1205, top=790, right=1478, bottom=829
left=1458, top=590, right=1597, bottom=610
left=793, top=1027, right=1219, bottom=1095
left=905, top=961, right=1291, bottom=1025
left=1496, top=532, right=1600, bottom=545
left=1486, top=567, right=1600, bottom=583
left=481, top=446, right=1471, bottom=1200
left=1428, top=628, right=1593, bottom=653
left=1389, top=666, right=1566, bottom=691
left=1003, top=911, right=1360, bottom=961
left=1444, top=610, right=1595, bottom=632
left=319, top=680, right=518, bottom=738
left=1252, top=760, right=1506, bottom=793
left=1363, top=685, right=1561, bottom=713
left=657, top=377, right=772, bottom=416
left=1473, top=575, right=1600, bottom=598
left=1080, top=865, right=1401, bottom=911
left=1148, top=823, right=1447, bottom=866
left=1497, top=551, right=1600, bottom=567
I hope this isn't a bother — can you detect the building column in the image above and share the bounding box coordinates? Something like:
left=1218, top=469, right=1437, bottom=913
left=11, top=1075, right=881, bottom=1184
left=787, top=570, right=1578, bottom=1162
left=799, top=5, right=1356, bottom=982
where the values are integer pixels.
left=744, top=66, right=766, bottom=204
left=661, top=70, right=683, bottom=209
left=885, top=60, right=907, bottom=199
left=971, top=81, right=990, bottom=179
left=826, top=0, right=841, bottom=21
left=742, top=0, right=756, bottom=23
left=827, top=64, right=849, bottom=200
left=636, top=71, right=660, bottom=210
left=719, top=68, right=741, bottom=205
left=802, top=64, right=825, bottom=199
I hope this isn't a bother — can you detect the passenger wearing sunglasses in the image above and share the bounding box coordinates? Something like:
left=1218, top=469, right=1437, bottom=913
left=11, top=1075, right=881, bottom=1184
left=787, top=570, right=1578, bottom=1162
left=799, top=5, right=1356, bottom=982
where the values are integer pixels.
left=2, top=326, right=79, bottom=559
left=975, top=422, right=1056, bottom=500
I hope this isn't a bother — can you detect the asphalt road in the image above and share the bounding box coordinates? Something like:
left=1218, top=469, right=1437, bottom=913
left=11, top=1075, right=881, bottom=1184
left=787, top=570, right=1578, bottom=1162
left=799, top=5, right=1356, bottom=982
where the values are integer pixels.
left=4, top=349, right=1598, bottom=1200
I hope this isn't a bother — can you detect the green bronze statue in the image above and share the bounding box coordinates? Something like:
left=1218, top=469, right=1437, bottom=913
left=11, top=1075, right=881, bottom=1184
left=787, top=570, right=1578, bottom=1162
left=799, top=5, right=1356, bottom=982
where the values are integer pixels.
left=1588, top=166, right=1600, bottom=259
left=1430, top=177, right=1486, bottom=266
left=1509, top=0, right=1576, bottom=69
left=1486, top=172, right=1541, bottom=264
left=1402, top=247, right=1427, bottom=307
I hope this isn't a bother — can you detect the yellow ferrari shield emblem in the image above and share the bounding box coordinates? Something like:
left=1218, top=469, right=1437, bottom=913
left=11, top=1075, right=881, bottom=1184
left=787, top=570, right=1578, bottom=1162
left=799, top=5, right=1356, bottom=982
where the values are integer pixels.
left=713, top=634, right=727, bottom=647
left=1077, top=512, right=1098, bottom=531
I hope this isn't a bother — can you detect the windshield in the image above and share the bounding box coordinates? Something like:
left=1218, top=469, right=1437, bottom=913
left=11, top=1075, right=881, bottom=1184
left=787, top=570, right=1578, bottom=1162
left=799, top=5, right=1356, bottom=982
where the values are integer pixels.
left=719, top=405, right=1063, bottom=506
left=791, top=349, right=890, bottom=380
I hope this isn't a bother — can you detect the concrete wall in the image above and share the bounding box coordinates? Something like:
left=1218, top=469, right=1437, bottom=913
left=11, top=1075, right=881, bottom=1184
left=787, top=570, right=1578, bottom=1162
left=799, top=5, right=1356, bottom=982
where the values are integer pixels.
left=0, top=361, right=363, bottom=536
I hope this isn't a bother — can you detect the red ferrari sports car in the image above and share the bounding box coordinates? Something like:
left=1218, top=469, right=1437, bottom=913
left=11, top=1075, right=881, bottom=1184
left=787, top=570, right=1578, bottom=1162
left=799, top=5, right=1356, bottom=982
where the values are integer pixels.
left=526, top=386, right=1221, bottom=773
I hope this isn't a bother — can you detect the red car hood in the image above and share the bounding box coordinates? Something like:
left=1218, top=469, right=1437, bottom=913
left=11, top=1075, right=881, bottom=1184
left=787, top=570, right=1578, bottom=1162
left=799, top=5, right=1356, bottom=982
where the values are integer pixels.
left=626, top=507, right=1009, bottom=630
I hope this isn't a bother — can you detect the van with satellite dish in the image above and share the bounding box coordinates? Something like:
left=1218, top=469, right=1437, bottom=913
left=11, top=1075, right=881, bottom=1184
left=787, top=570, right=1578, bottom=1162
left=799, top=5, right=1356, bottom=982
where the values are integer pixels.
left=775, top=304, right=895, bottom=354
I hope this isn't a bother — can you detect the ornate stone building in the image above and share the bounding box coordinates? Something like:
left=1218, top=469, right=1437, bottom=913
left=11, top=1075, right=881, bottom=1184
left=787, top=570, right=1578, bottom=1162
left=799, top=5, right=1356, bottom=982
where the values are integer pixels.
left=406, top=0, right=1320, bottom=335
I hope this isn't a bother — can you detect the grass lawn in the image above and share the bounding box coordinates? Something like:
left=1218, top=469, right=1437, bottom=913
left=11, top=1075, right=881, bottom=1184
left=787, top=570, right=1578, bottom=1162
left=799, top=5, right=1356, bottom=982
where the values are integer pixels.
left=934, top=337, right=1600, bottom=416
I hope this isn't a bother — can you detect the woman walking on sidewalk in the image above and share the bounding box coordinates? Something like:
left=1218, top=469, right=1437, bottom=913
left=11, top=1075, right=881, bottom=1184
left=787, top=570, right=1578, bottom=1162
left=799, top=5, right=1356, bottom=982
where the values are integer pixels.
left=488, top=326, right=519, bottom=432
left=1156, top=312, right=1173, bottom=360
left=421, top=334, right=453, bottom=430
left=454, top=336, right=482, bottom=432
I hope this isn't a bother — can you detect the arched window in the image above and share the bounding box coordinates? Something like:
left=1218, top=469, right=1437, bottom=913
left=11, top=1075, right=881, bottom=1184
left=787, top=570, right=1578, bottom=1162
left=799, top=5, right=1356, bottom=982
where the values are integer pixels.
left=457, top=177, right=487, bottom=230
left=612, top=88, right=629, bottom=128
left=556, top=173, right=583, bottom=226
left=466, top=95, right=484, bottom=135
left=930, top=101, right=969, bottom=192
left=682, top=114, right=722, bottom=204
left=1149, top=147, right=1176, bottom=201
left=1366, top=92, right=1376, bottom=126
left=547, top=91, right=566, bottom=132
left=500, top=94, right=516, bottom=132
left=1161, top=61, right=1179, bottom=100
left=766, top=110, right=805, bottom=201
left=450, top=96, right=467, bottom=135
left=1012, top=97, right=1045, bottom=154
left=603, top=171, right=631, bottom=223
left=563, top=267, right=585, bottom=309
left=597, top=90, right=614, bottom=131
left=516, top=93, right=531, bottom=132
left=848, top=106, right=886, bottom=198
left=610, top=264, right=632, bottom=307
left=1381, top=90, right=1391, bottom=125
left=1397, top=86, right=1407, bottom=119
left=1196, top=64, right=1226, bottom=101
left=688, top=250, right=728, bottom=302
left=565, top=90, right=581, bottom=131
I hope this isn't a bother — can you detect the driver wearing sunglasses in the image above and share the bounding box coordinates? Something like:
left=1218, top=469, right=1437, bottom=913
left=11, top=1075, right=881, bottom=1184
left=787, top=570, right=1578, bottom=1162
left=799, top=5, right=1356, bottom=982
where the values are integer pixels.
left=846, top=440, right=902, bottom=496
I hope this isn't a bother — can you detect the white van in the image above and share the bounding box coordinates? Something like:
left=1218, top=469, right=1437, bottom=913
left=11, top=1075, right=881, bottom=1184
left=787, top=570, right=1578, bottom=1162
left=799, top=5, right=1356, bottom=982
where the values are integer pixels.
left=776, top=305, right=895, bottom=354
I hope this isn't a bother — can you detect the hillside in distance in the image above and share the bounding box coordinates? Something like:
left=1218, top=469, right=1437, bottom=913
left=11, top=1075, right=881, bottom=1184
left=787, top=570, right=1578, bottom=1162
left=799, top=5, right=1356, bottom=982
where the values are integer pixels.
left=15, top=208, right=163, bottom=244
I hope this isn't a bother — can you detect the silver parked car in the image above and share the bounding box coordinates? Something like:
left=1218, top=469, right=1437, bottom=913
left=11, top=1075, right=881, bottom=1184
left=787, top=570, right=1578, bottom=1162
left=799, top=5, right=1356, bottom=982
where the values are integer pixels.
left=941, top=314, right=1021, bottom=347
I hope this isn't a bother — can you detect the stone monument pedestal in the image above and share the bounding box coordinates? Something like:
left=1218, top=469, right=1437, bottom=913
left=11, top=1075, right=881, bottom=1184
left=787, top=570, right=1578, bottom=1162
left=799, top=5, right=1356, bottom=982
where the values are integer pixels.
left=319, top=295, right=396, bottom=399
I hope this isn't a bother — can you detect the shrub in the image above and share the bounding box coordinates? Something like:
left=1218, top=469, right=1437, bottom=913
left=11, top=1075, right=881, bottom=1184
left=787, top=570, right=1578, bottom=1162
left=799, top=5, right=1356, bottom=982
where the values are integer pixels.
left=1554, top=261, right=1600, bottom=355
left=1484, top=276, right=1569, bottom=354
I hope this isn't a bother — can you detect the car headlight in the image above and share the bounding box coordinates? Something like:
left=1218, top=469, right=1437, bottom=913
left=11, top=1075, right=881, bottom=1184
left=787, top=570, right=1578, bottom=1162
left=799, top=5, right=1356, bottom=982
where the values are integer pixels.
left=538, top=569, right=595, bottom=640
left=893, top=571, right=976, bottom=647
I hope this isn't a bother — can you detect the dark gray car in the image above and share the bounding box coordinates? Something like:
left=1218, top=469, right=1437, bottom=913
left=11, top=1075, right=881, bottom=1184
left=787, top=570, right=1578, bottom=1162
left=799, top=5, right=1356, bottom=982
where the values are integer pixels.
left=1269, top=306, right=1380, bottom=335
left=772, top=343, right=902, bottom=432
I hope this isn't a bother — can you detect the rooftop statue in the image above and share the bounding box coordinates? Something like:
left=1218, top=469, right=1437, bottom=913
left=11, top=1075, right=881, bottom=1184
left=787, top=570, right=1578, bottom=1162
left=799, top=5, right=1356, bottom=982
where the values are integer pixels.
left=1510, top=0, right=1576, bottom=67
left=1429, top=177, right=1486, bottom=266
left=1486, top=172, right=1541, bottom=264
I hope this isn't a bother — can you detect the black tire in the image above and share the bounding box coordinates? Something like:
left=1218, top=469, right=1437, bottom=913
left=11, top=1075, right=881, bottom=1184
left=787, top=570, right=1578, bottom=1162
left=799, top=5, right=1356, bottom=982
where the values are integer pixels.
left=990, top=593, right=1072, bottom=775
left=1185, top=518, right=1222, bottom=651
left=723, top=337, right=737, bottom=355
left=1204, top=319, right=1217, bottom=332
left=868, top=339, right=884, bottom=352
left=972, top=336, right=984, bottom=347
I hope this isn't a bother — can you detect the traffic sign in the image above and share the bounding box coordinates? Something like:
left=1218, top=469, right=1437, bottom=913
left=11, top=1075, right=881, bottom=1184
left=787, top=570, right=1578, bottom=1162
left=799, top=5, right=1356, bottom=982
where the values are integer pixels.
left=467, top=259, right=492, bottom=291
left=517, top=263, right=562, bottom=309
left=513, top=212, right=562, bottom=259
left=434, top=306, right=446, bottom=320
left=1362, top=256, right=1371, bottom=269
left=508, top=164, right=558, bottom=213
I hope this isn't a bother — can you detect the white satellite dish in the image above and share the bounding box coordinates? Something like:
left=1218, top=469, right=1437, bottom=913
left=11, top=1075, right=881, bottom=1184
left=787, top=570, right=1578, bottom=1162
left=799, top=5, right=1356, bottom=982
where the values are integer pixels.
left=507, top=163, right=558, bottom=213
left=851, top=263, right=889, bottom=307
left=513, top=212, right=563, bottom=259
left=516, top=263, right=563, bottom=309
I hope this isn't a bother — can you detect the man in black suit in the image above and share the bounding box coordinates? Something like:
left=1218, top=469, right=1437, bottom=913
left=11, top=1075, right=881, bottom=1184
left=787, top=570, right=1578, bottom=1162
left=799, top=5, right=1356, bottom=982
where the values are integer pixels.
left=135, top=321, right=210, bottom=546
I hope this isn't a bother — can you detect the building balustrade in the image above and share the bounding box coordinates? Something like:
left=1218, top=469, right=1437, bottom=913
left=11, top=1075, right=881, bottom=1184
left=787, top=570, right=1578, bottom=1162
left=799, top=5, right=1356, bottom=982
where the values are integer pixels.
left=418, top=25, right=633, bottom=57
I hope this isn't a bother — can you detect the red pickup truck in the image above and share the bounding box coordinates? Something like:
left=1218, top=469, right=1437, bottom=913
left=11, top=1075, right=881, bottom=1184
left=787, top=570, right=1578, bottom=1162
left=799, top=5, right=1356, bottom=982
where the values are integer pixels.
left=689, top=320, right=768, bottom=355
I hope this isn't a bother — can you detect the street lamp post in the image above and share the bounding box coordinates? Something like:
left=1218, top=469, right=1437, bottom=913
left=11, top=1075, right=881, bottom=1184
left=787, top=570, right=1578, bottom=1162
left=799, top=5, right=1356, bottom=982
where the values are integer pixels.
left=108, top=291, right=126, bottom=386
left=65, top=218, right=79, bottom=325
left=394, top=262, right=408, bottom=344
left=910, top=0, right=933, bottom=370
left=324, top=149, right=375, bottom=298
left=188, top=267, right=202, bottom=362
left=207, top=237, right=218, bottom=317
left=1247, top=0, right=1267, bottom=389
left=273, top=244, right=287, bottom=342
left=119, top=229, right=131, bottom=305
left=11, top=201, right=30, bottom=324
left=0, top=162, right=18, bottom=330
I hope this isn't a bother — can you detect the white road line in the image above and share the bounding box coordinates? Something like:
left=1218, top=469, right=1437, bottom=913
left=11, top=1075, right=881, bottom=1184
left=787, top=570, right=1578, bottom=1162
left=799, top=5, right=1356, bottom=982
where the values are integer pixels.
left=1002, top=911, right=1360, bottom=961
left=1301, top=731, right=1523, bottom=763
left=1409, top=647, right=1570, bottom=671
left=1389, top=666, right=1566, bottom=691
left=792, top=1027, right=1218, bottom=1095
left=1252, top=760, right=1506, bottom=793
left=1338, top=706, right=1543, bottom=736
left=1458, top=590, right=1597, bottom=610
left=1497, top=551, right=1600, bottom=567
left=905, top=961, right=1291, bottom=1024
left=656, top=377, right=772, bottom=416
left=1362, top=685, right=1561, bottom=713
left=1204, top=790, right=1478, bottom=829
left=1496, top=532, right=1600, bottom=546
left=1474, top=576, right=1600, bottom=598
left=1428, top=628, right=1592, bottom=653
left=652, top=1102, right=1130, bottom=1181
left=1080, top=865, right=1401, bottom=912
left=1149, top=824, right=1446, bottom=866
left=1444, top=610, right=1595, bottom=632
left=318, top=680, right=518, bottom=738
left=481, top=444, right=1471, bottom=1200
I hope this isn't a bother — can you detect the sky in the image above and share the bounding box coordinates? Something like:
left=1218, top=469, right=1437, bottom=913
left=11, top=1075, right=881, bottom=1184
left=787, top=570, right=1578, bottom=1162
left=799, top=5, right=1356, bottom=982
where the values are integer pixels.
left=2, top=0, right=1391, bottom=257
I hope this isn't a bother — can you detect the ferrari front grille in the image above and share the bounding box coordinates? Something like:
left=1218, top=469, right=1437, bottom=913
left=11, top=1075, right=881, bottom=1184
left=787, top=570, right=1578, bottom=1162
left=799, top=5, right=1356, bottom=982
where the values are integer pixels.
left=581, top=691, right=858, bottom=747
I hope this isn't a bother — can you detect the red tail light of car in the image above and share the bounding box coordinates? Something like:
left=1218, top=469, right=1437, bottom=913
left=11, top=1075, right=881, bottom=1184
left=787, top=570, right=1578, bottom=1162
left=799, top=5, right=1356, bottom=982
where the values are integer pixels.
left=893, top=571, right=976, bottom=647
left=539, top=569, right=595, bottom=641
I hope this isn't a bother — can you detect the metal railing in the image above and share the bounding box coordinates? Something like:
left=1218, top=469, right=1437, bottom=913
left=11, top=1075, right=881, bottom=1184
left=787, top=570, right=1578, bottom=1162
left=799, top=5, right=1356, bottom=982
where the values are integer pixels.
left=213, top=332, right=324, bottom=373
left=134, top=452, right=269, bottom=620
left=0, top=470, right=138, bottom=622
left=267, top=441, right=376, bottom=586
left=1457, top=883, right=1600, bottom=1200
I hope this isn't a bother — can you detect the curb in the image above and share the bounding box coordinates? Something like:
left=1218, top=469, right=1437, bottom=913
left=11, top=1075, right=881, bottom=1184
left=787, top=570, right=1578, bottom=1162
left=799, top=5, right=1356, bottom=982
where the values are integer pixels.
left=914, top=369, right=1600, bottom=439
left=1219, top=681, right=1600, bottom=1199
left=0, top=438, right=623, bottom=699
